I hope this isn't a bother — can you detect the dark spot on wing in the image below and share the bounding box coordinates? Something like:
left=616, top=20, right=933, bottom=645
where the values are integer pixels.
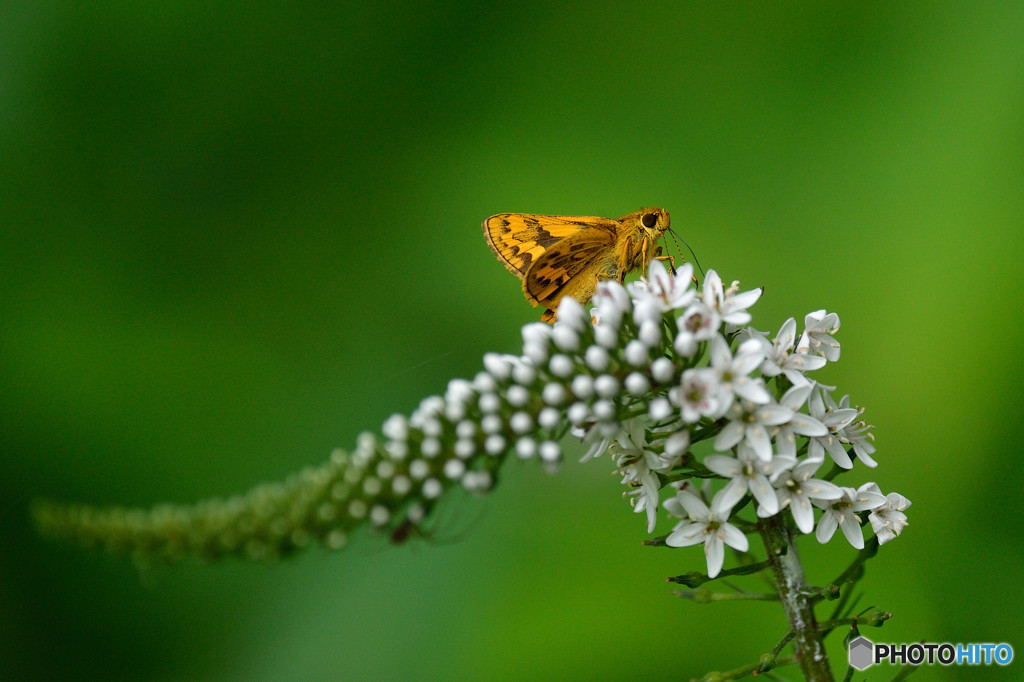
left=535, top=228, right=558, bottom=247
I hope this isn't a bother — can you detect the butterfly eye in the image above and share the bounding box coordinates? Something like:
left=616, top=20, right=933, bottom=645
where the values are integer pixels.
left=642, top=213, right=658, bottom=228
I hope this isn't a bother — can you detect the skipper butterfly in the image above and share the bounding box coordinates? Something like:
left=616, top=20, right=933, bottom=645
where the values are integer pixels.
left=482, top=208, right=671, bottom=322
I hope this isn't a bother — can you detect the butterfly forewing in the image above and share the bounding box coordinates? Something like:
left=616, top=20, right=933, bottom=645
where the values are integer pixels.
left=482, top=213, right=614, bottom=277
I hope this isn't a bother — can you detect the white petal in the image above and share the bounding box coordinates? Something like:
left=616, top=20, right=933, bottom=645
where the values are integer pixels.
left=746, top=425, right=773, bottom=462
left=704, top=535, right=725, bottom=577
left=805, top=478, right=844, bottom=501
left=666, top=522, right=705, bottom=547
left=730, top=287, right=763, bottom=310
left=886, top=492, right=912, bottom=511
left=854, top=447, right=878, bottom=468
left=756, top=404, right=795, bottom=427
left=773, top=429, right=797, bottom=459
left=825, top=439, right=853, bottom=468
left=790, top=353, right=827, bottom=372
left=702, top=271, right=724, bottom=303
left=678, top=491, right=711, bottom=520
left=787, top=413, right=828, bottom=436
left=734, top=377, right=772, bottom=404
left=850, top=490, right=887, bottom=511
left=664, top=431, right=691, bottom=457
left=777, top=317, right=797, bottom=347
left=662, top=496, right=685, bottom=518
left=709, top=334, right=732, bottom=369
left=790, top=494, right=816, bottom=534
left=704, top=455, right=742, bottom=477
left=734, top=342, right=766, bottom=374
left=712, top=483, right=743, bottom=515
left=713, top=421, right=745, bottom=451
left=748, top=474, right=779, bottom=514
left=825, top=408, right=859, bottom=430
left=816, top=513, right=838, bottom=543
left=720, top=523, right=749, bottom=552
left=838, top=516, right=865, bottom=549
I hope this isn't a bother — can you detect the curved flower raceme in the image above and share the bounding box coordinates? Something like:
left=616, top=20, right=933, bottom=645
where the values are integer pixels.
left=34, top=261, right=908, bottom=579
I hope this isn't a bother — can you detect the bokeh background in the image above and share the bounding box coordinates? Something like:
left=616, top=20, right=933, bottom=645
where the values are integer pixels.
left=3, top=2, right=1023, bottom=680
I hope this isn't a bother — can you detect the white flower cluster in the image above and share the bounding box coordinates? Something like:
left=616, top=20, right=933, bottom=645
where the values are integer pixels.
left=35, top=262, right=908, bottom=567
left=573, top=263, right=908, bottom=577
left=375, top=262, right=908, bottom=576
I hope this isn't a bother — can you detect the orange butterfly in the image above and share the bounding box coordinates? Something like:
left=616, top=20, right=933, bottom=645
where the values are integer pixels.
left=483, top=208, right=672, bottom=322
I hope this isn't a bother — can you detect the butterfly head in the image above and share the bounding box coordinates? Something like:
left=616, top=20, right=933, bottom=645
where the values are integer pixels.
left=637, top=207, right=671, bottom=240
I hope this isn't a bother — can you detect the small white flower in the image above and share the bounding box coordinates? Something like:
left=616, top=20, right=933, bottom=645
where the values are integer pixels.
left=482, top=353, right=513, bottom=381
left=664, top=490, right=749, bottom=578
left=797, top=309, right=841, bottom=362
left=808, top=384, right=873, bottom=468
left=624, top=339, right=649, bottom=367
left=541, top=382, right=567, bottom=405
left=709, top=335, right=771, bottom=412
left=764, top=459, right=844, bottom=534
left=705, top=444, right=796, bottom=515
left=865, top=484, right=911, bottom=545
left=584, top=345, right=610, bottom=372
left=555, top=296, right=588, bottom=331
left=701, top=270, right=763, bottom=326
left=664, top=430, right=691, bottom=458
left=577, top=422, right=615, bottom=462
left=638, top=320, right=662, bottom=347
left=505, top=384, right=529, bottom=407
left=813, top=483, right=887, bottom=549
left=610, top=420, right=665, bottom=531
left=537, top=406, right=561, bottom=430
left=381, top=414, right=408, bottom=442
left=769, top=383, right=828, bottom=459
left=677, top=301, right=719, bottom=343
left=714, top=399, right=795, bottom=462
left=671, top=368, right=721, bottom=423
left=592, top=280, right=632, bottom=328
left=646, top=395, right=671, bottom=420
left=821, top=390, right=878, bottom=468
left=552, top=323, right=580, bottom=352
left=571, top=374, right=594, bottom=400
left=548, top=353, right=574, bottom=378
left=650, top=357, right=675, bottom=384
left=521, top=322, right=552, bottom=348
left=630, top=260, right=697, bottom=323
left=538, top=440, right=562, bottom=463
left=759, top=317, right=827, bottom=384
left=626, top=372, right=652, bottom=397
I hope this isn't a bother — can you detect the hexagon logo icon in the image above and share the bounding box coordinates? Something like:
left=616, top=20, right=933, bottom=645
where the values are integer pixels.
left=848, top=636, right=874, bottom=670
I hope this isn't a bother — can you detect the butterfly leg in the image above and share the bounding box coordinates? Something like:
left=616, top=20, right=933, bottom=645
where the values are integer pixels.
left=652, top=246, right=677, bottom=275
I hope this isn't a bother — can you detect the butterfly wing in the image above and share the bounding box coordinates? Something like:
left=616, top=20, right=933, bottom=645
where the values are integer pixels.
left=522, top=225, right=618, bottom=308
left=482, top=213, right=613, bottom=277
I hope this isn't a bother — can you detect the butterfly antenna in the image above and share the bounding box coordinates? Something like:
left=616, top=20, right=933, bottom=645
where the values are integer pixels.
left=669, top=228, right=704, bottom=278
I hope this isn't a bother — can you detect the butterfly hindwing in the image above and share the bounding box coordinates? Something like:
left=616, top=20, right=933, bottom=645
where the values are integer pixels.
left=522, top=226, right=618, bottom=306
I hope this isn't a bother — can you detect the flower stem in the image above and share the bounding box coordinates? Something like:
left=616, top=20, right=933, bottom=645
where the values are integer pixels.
left=758, top=515, right=835, bottom=681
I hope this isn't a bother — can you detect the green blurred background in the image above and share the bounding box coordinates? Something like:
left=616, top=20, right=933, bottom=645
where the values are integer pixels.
left=3, top=2, right=1022, bottom=680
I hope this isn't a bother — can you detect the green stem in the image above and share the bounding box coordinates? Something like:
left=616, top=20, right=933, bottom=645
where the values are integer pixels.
left=758, top=515, right=834, bottom=681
